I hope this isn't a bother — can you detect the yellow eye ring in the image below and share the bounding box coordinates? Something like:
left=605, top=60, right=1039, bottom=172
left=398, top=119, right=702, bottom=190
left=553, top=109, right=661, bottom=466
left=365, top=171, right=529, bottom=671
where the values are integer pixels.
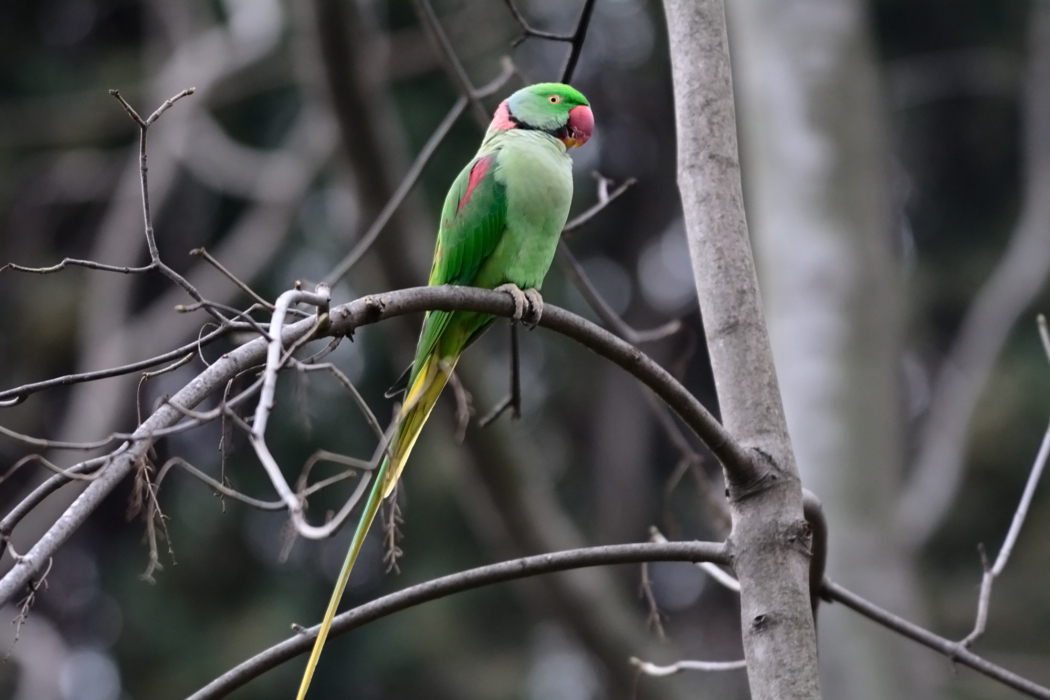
left=548, top=95, right=561, bottom=104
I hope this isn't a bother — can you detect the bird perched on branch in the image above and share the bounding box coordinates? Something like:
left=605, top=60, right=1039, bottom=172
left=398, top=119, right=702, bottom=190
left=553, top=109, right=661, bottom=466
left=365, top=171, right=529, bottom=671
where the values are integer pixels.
left=295, top=82, right=594, bottom=699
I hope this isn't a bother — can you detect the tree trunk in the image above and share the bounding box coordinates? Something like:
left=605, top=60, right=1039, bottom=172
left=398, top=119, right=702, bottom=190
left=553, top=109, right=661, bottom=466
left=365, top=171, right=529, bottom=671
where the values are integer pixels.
left=662, top=1, right=822, bottom=698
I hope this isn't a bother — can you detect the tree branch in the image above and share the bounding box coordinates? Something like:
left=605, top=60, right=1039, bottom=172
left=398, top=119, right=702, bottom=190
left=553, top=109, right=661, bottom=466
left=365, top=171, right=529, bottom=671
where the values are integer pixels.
left=501, top=0, right=574, bottom=46
left=0, top=285, right=745, bottom=607
left=823, top=580, right=1050, bottom=700
left=559, top=0, right=598, bottom=84
left=186, top=541, right=728, bottom=700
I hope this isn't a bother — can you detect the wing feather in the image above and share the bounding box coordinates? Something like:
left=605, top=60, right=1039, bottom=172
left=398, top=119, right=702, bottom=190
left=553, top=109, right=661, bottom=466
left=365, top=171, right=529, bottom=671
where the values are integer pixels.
left=411, top=151, right=507, bottom=375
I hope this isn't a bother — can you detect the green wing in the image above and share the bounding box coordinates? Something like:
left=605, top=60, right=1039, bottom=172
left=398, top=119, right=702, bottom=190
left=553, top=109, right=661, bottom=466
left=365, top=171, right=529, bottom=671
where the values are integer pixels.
left=411, top=152, right=507, bottom=376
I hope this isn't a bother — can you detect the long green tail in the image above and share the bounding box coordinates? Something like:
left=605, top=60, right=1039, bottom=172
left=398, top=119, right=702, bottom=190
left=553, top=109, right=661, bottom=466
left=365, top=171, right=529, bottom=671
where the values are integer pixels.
left=294, top=352, right=453, bottom=699
left=293, top=460, right=385, bottom=700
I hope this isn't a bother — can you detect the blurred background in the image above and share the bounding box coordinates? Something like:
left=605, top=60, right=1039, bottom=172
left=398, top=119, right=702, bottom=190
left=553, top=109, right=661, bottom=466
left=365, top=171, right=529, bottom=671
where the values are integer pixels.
left=1, top=0, right=1049, bottom=698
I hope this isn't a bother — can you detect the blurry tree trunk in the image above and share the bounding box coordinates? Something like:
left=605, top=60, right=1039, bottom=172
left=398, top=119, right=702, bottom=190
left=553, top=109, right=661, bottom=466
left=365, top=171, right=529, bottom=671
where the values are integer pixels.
left=727, top=0, right=940, bottom=696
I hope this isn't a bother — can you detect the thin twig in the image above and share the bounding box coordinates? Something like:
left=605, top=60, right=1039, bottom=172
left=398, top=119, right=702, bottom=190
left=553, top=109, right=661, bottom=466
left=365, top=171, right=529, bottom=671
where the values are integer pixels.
left=109, top=88, right=236, bottom=328
left=1, top=259, right=155, bottom=275
left=824, top=579, right=1050, bottom=700
left=190, top=247, right=275, bottom=310
left=563, top=177, right=638, bottom=234
left=959, top=418, right=1050, bottom=648
left=0, top=324, right=234, bottom=404
left=558, top=242, right=680, bottom=345
left=411, top=0, right=490, bottom=128
left=479, top=322, right=522, bottom=427
left=293, top=362, right=386, bottom=443
left=638, top=562, right=667, bottom=639
left=630, top=657, right=747, bottom=676
left=186, top=541, right=729, bottom=700
left=502, top=0, right=574, bottom=46
left=649, top=528, right=739, bottom=593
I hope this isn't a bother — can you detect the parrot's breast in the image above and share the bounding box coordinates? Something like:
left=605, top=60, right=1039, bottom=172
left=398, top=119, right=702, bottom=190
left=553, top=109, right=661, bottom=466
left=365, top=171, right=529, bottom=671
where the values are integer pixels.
left=479, top=132, right=573, bottom=290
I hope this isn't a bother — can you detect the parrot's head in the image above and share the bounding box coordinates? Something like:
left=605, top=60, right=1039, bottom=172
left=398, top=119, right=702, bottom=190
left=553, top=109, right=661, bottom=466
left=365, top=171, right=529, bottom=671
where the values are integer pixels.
left=491, top=83, right=594, bottom=149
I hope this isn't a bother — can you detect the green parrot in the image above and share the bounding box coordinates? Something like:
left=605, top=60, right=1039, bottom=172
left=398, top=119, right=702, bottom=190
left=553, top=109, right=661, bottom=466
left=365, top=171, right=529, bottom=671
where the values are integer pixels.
left=295, top=82, right=593, bottom=699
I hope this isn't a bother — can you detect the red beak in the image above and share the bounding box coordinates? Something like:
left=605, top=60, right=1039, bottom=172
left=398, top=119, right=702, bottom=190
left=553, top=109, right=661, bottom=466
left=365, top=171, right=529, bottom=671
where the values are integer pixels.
left=562, top=105, right=594, bottom=149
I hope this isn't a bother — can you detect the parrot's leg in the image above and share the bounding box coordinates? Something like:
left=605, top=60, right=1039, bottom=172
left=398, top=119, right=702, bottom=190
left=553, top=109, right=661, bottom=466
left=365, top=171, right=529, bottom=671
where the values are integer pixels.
left=494, top=284, right=544, bottom=329
left=522, top=288, right=544, bottom=329
left=495, top=283, right=527, bottom=322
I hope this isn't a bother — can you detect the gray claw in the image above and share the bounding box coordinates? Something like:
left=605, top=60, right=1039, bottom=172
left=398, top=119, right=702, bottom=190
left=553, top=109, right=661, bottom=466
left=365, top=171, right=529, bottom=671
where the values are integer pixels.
left=522, top=288, right=544, bottom=329
left=495, top=283, right=527, bottom=322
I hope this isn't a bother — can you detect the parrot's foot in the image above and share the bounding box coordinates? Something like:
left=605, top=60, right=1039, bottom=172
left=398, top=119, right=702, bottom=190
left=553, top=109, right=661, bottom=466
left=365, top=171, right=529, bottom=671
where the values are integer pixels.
left=495, top=284, right=543, bottom=329
left=523, top=288, right=543, bottom=328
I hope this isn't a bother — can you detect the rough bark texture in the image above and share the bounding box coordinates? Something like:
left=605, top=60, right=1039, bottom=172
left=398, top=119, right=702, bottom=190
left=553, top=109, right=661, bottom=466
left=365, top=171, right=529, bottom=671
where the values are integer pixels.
left=726, top=0, right=940, bottom=696
left=662, top=1, right=822, bottom=698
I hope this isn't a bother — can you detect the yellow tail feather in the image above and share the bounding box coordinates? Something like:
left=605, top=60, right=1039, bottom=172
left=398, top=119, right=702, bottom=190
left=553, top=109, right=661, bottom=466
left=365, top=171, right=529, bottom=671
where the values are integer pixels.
left=382, top=353, right=456, bottom=498
left=294, top=351, right=456, bottom=700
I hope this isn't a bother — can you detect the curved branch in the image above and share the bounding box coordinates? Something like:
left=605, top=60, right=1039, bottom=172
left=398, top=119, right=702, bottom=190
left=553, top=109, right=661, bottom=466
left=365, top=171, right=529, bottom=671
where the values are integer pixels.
left=0, top=285, right=748, bottom=607
left=186, top=540, right=728, bottom=700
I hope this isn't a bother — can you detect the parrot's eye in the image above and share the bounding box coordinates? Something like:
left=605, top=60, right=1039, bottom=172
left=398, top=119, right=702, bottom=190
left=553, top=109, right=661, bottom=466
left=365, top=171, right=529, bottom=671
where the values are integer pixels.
left=548, top=95, right=561, bottom=104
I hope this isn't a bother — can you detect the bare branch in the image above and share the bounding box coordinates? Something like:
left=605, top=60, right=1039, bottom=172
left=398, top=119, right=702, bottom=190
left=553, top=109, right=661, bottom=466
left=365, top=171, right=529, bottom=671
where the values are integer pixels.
left=0, top=285, right=748, bottom=607
left=186, top=541, right=728, bottom=700
left=558, top=0, right=598, bottom=84
left=824, top=580, right=1050, bottom=700
left=650, top=528, right=739, bottom=593
left=0, top=459, right=107, bottom=560
left=638, top=562, right=666, bottom=640
left=479, top=322, right=522, bottom=427
left=1, top=259, right=155, bottom=276
left=630, top=657, right=747, bottom=676
left=501, top=0, right=574, bottom=46
left=563, top=176, right=637, bottom=234
left=410, top=0, right=490, bottom=128
left=558, top=243, right=680, bottom=345
left=189, top=248, right=275, bottom=311
left=0, top=324, right=233, bottom=405
left=959, top=418, right=1050, bottom=648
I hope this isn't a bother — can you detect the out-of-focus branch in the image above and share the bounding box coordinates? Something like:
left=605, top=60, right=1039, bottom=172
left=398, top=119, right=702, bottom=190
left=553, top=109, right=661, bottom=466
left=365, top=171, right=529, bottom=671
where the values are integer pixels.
left=187, top=540, right=729, bottom=700
left=898, top=0, right=1050, bottom=549
left=959, top=416, right=1050, bottom=648
left=558, top=0, right=598, bottom=84
left=630, top=658, right=747, bottom=676
left=410, top=0, right=490, bottom=128
left=501, top=0, right=574, bottom=46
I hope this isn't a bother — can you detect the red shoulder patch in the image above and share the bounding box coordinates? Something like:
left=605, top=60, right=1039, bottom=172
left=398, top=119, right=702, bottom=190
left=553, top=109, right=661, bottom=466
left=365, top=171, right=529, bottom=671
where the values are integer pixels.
left=490, top=100, right=515, bottom=131
left=457, top=156, right=493, bottom=213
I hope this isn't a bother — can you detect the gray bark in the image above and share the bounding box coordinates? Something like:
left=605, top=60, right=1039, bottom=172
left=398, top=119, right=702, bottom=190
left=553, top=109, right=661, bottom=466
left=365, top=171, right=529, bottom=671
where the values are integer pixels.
left=662, top=2, right=822, bottom=698
left=726, top=0, right=940, bottom=696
